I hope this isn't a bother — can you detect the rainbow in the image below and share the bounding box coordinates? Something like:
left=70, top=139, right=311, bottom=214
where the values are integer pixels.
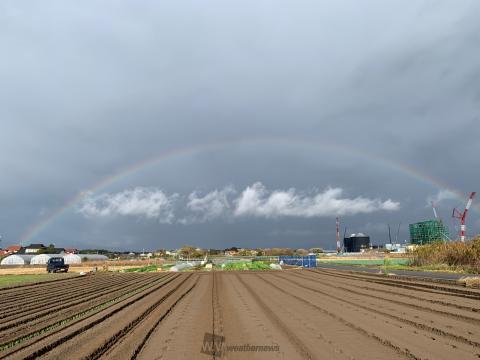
left=18, top=136, right=473, bottom=244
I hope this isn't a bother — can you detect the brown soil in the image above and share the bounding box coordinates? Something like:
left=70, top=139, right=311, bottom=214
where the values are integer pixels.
left=0, top=270, right=479, bottom=360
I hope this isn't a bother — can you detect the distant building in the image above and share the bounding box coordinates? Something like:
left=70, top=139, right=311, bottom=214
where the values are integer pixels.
left=43, top=247, right=65, bottom=254
left=240, top=249, right=258, bottom=256
left=6, top=245, right=22, bottom=253
left=224, top=247, right=239, bottom=256
left=385, top=243, right=406, bottom=253
left=64, top=248, right=78, bottom=254
left=24, top=244, right=46, bottom=254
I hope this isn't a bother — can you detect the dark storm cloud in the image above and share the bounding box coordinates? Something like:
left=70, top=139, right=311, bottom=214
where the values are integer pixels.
left=0, top=0, right=479, bottom=250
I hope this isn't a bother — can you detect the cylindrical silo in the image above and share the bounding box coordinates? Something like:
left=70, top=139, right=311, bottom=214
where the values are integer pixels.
left=343, top=233, right=370, bottom=252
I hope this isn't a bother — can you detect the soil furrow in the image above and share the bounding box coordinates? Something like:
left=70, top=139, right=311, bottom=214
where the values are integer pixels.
left=83, top=274, right=195, bottom=360
left=286, top=270, right=480, bottom=324
left=0, top=274, right=173, bottom=344
left=259, top=273, right=480, bottom=359
left=305, top=269, right=480, bottom=311
left=235, top=273, right=317, bottom=360
left=272, top=273, right=480, bottom=347
left=0, top=274, right=155, bottom=326
left=0, top=274, right=180, bottom=359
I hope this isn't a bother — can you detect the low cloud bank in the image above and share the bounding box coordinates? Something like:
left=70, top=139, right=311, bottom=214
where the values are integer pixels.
left=78, top=183, right=399, bottom=223
left=78, top=187, right=177, bottom=223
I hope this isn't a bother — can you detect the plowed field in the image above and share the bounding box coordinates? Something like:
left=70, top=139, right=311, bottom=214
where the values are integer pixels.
left=1, top=269, right=479, bottom=359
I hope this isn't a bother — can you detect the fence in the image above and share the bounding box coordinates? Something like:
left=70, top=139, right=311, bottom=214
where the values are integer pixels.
left=279, top=255, right=316, bottom=268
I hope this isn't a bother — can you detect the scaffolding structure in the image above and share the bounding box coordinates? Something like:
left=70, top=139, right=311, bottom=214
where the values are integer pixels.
left=409, top=220, right=450, bottom=245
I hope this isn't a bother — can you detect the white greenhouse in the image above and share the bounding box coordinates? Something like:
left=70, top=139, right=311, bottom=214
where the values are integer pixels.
left=63, top=254, right=108, bottom=264
left=62, top=254, right=82, bottom=264
left=30, top=254, right=64, bottom=265
left=1, top=253, right=109, bottom=266
left=1, top=255, right=35, bottom=265
left=77, top=254, right=108, bottom=262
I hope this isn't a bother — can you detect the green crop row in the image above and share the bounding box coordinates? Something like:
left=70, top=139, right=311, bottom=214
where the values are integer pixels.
left=220, top=261, right=271, bottom=271
left=123, top=265, right=158, bottom=272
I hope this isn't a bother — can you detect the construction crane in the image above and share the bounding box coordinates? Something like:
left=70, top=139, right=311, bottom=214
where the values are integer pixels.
left=336, top=217, right=341, bottom=253
left=452, top=192, right=476, bottom=242
left=431, top=201, right=451, bottom=240
left=431, top=201, right=438, bottom=219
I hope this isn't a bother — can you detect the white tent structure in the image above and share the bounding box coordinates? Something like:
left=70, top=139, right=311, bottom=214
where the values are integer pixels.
left=169, top=261, right=201, bottom=272
left=30, top=254, right=64, bottom=265
left=77, top=254, right=108, bottom=261
left=1, top=253, right=108, bottom=266
left=1, top=255, right=35, bottom=265
left=62, top=254, right=82, bottom=264
left=63, top=254, right=108, bottom=264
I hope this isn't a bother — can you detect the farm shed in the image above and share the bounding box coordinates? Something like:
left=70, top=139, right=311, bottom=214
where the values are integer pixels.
left=1, top=254, right=35, bottom=265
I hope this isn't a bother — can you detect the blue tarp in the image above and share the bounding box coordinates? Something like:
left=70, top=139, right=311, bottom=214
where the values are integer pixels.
left=279, top=255, right=316, bottom=268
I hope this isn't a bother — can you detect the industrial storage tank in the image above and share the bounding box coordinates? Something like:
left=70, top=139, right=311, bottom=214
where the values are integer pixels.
left=0, top=254, right=35, bottom=265
left=344, top=233, right=370, bottom=252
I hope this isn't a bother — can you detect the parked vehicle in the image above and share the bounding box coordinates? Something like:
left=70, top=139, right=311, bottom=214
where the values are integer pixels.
left=46, top=257, right=69, bottom=273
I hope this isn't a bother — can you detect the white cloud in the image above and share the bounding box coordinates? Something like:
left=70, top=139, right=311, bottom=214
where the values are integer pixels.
left=181, top=186, right=235, bottom=224
left=427, top=189, right=458, bottom=205
left=78, top=183, right=399, bottom=223
left=77, top=187, right=177, bottom=223
left=234, top=182, right=399, bottom=218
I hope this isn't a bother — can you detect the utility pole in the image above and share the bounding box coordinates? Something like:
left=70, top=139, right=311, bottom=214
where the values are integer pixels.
left=336, top=217, right=341, bottom=253
left=452, top=192, right=476, bottom=241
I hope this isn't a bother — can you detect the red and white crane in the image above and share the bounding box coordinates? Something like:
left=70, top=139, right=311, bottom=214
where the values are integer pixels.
left=452, top=192, right=476, bottom=242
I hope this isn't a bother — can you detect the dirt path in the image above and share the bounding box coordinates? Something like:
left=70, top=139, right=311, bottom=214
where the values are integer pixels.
left=1, top=270, right=479, bottom=359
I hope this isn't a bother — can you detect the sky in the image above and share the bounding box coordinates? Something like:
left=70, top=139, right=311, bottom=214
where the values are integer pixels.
left=1, top=0, right=479, bottom=251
